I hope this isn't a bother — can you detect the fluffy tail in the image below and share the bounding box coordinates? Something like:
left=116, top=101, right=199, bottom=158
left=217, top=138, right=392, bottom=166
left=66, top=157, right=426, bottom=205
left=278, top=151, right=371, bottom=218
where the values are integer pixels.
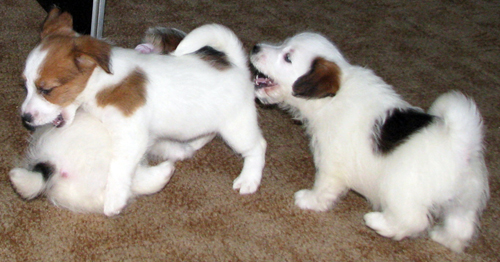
left=172, top=24, right=248, bottom=69
left=428, top=91, right=484, bottom=161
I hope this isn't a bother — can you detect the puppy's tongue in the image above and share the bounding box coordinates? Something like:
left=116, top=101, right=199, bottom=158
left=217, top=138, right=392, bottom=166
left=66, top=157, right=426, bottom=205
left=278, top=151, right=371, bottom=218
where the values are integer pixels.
left=135, top=43, right=155, bottom=54
left=52, top=114, right=65, bottom=128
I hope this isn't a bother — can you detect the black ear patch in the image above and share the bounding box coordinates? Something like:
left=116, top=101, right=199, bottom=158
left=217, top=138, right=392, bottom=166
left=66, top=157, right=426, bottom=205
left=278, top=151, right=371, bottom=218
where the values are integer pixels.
left=195, top=46, right=231, bottom=70
left=292, top=57, right=341, bottom=99
left=373, top=108, right=435, bottom=154
left=32, top=162, right=55, bottom=181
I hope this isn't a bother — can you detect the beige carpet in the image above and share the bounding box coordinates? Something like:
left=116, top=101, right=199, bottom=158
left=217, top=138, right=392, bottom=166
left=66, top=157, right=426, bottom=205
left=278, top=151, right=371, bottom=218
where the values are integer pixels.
left=1, top=0, right=499, bottom=261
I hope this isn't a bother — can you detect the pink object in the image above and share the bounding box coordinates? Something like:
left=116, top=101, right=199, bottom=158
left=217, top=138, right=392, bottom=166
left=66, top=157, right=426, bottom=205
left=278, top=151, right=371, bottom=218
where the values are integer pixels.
left=135, top=43, right=155, bottom=54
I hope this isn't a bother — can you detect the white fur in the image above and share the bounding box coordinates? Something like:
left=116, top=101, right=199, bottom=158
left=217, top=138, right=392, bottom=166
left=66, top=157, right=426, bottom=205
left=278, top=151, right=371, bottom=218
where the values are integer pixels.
left=10, top=112, right=174, bottom=213
left=22, top=24, right=266, bottom=216
left=172, top=24, right=247, bottom=69
left=250, top=32, right=489, bottom=252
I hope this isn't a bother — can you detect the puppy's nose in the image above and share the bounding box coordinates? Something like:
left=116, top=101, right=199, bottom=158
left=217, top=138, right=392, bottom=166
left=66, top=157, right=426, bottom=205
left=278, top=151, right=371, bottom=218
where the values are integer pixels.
left=251, top=45, right=261, bottom=55
left=21, top=113, right=36, bottom=131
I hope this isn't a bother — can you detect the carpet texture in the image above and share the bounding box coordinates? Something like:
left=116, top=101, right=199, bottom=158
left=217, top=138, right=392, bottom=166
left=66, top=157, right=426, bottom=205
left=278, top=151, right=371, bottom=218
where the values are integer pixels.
left=1, top=0, right=499, bottom=261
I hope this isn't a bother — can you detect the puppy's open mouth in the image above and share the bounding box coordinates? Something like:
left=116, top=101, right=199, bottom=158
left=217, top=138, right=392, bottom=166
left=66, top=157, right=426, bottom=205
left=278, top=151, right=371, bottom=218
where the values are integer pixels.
left=254, top=72, right=277, bottom=89
left=52, top=114, right=66, bottom=128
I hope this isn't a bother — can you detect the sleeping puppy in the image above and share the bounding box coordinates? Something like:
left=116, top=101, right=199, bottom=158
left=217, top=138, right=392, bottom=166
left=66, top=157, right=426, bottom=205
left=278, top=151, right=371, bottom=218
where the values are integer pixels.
left=10, top=111, right=174, bottom=213
left=250, top=32, right=489, bottom=252
left=20, top=8, right=266, bottom=216
left=9, top=28, right=187, bottom=214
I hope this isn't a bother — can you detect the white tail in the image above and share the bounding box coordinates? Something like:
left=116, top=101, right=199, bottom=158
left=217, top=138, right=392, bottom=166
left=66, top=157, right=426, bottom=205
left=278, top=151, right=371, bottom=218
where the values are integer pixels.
left=173, top=24, right=248, bottom=69
left=429, top=91, right=484, bottom=161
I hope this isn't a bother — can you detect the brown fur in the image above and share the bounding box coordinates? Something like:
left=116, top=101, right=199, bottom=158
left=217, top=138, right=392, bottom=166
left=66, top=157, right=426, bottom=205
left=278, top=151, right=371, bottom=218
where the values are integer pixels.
left=36, top=37, right=91, bottom=106
left=292, top=57, right=341, bottom=98
left=40, top=8, right=76, bottom=39
left=96, top=69, right=147, bottom=116
left=35, top=8, right=112, bottom=107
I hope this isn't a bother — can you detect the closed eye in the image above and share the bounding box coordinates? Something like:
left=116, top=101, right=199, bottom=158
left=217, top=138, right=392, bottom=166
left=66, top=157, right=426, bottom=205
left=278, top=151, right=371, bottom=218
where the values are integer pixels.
left=37, top=86, right=54, bottom=95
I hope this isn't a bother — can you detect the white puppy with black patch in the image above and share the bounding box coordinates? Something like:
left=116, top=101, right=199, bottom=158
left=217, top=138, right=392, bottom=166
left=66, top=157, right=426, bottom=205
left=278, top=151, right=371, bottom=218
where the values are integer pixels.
left=10, top=111, right=175, bottom=213
left=250, top=32, right=489, bottom=252
left=20, top=8, right=266, bottom=216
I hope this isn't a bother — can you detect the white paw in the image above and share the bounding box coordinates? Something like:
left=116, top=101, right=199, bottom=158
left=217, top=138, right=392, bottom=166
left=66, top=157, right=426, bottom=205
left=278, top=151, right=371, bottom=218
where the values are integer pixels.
left=294, top=189, right=331, bottom=212
left=233, top=175, right=260, bottom=194
left=132, top=161, right=175, bottom=195
left=103, top=190, right=129, bottom=216
left=364, top=212, right=397, bottom=239
left=9, top=168, right=45, bottom=200
left=430, top=227, right=467, bottom=253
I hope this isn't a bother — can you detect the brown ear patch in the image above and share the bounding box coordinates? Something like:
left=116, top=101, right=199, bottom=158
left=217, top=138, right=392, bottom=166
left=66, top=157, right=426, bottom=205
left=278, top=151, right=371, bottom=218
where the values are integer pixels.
left=96, top=68, right=147, bottom=116
left=37, top=37, right=94, bottom=107
left=41, top=7, right=76, bottom=39
left=74, top=36, right=112, bottom=74
left=292, top=57, right=341, bottom=99
left=36, top=34, right=112, bottom=107
left=195, top=46, right=231, bottom=70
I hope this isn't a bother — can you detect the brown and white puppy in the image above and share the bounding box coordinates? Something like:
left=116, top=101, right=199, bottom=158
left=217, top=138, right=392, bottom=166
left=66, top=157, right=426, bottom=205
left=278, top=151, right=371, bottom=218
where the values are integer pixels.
left=250, top=32, right=488, bottom=252
left=20, top=9, right=266, bottom=216
left=9, top=27, right=188, bottom=214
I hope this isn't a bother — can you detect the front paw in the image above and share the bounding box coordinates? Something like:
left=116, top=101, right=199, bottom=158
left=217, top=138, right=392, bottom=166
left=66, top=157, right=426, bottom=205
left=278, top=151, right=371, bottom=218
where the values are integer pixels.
left=233, top=175, right=260, bottom=195
left=103, top=191, right=129, bottom=216
left=294, top=189, right=332, bottom=212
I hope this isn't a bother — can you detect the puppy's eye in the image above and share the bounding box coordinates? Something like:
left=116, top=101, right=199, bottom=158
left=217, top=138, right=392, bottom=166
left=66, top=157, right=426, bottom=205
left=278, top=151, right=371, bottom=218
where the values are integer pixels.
left=38, top=88, right=53, bottom=95
left=284, top=53, right=292, bottom=63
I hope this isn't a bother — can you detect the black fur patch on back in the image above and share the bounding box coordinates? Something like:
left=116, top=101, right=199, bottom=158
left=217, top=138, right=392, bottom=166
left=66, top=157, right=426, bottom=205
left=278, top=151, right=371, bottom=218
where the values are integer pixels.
left=32, top=162, right=55, bottom=181
left=373, top=108, right=434, bottom=154
left=195, top=46, right=231, bottom=70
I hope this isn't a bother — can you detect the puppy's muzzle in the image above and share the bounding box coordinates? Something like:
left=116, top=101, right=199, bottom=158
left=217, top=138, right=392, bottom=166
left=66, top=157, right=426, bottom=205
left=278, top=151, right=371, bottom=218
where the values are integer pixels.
left=251, top=45, right=261, bottom=55
left=21, top=113, right=36, bottom=131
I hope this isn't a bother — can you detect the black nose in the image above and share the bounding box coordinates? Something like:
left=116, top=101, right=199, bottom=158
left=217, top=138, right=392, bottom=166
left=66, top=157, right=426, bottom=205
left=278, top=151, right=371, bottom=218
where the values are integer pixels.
left=21, top=113, right=36, bottom=131
left=251, top=45, right=261, bottom=55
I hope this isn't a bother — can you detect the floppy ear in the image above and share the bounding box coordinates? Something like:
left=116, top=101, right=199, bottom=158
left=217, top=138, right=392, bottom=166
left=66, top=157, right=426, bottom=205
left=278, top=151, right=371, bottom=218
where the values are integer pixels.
left=292, top=57, right=341, bottom=99
left=41, top=7, right=76, bottom=39
left=73, top=36, right=113, bottom=74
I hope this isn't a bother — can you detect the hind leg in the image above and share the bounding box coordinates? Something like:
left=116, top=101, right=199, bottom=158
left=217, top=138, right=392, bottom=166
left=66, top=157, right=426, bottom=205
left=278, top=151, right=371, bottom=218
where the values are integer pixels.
left=430, top=159, right=488, bottom=252
left=430, top=208, right=477, bottom=253
left=364, top=203, right=430, bottom=240
left=219, top=116, right=266, bottom=194
left=131, top=161, right=175, bottom=195
left=149, top=134, right=215, bottom=161
left=430, top=182, right=486, bottom=252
